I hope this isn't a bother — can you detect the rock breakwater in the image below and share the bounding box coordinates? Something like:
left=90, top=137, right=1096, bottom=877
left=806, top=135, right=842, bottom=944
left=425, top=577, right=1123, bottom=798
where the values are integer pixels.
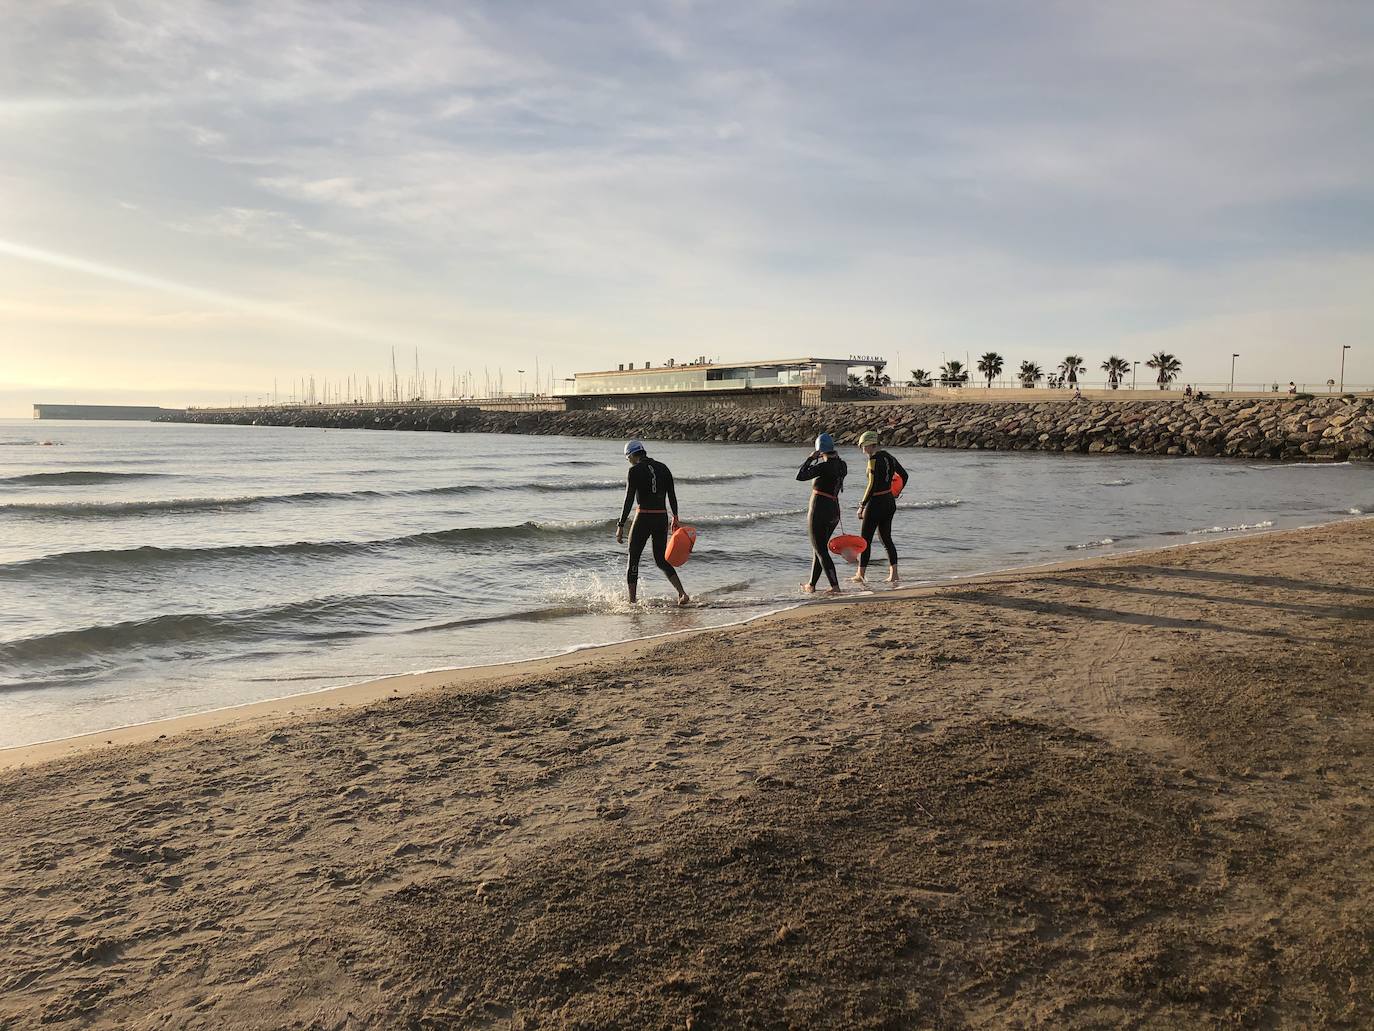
left=170, top=396, right=1374, bottom=461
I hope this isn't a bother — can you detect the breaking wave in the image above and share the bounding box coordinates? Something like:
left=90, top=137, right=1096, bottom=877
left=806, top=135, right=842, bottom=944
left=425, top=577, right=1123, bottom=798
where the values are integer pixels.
left=0, top=470, right=169, bottom=486
left=1066, top=537, right=1117, bottom=550
left=0, top=474, right=761, bottom=517
left=1189, top=520, right=1275, bottom=535
left=0, top=509, right=804, bottom=578
left=900, top=497, right=962, bottom=510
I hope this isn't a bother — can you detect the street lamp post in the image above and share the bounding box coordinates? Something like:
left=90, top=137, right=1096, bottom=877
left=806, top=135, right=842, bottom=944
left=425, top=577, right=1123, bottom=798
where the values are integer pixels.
left=1341, top=345, right=1351, bottom=394
left=1132, top=361, right=1139, bottom=390
left=1230, top=353, right=1239, bottom=393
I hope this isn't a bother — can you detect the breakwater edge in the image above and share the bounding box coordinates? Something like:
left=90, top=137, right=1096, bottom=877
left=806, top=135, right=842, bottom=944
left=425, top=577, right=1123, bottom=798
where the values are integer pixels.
left=169, top=395, right=1374, bottom=462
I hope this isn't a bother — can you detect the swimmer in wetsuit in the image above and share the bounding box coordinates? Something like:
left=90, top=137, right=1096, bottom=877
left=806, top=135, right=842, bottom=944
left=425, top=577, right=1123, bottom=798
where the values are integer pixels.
left=615, top=440, right=690, bottom=606
left=853, top=429, right=908, bottom=585
left=795, top=432, right=847, bottom=595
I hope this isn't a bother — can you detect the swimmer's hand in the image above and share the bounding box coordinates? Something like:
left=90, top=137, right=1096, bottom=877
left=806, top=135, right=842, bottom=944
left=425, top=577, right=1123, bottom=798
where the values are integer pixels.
left=615, top=525, right=624, bottom=544
left=671, top=516, right=681, bottom=531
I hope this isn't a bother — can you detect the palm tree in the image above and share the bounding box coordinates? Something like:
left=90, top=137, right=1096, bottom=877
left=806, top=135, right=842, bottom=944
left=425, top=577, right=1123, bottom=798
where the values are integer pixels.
left=976, top=352, right=1005, bottom=387
left=1146, top=352, right=1181, bottom=389
left=1059, top=355, right=1086, bottom=386
left=1101, top=355, right=1130, bottom=389
left=863, top=370, right=877, bottom=387
left=1018, top=360, right=1043, bottom=388
left=908, top=368, right=932, bottom=387
left=846, top=373, right=862, bottom=387
left=939, top=360, right=969, bottom=387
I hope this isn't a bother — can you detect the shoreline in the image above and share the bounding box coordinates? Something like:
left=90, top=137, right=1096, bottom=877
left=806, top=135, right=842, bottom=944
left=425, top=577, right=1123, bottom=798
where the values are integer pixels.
left=5, top=515, right=1363, bottom=770
left=3, top=516, right=1370, bottom=1027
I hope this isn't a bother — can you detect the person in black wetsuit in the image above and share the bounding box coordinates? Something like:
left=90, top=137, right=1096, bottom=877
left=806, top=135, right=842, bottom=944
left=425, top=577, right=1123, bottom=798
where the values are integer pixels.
left=795, top=432, right=847, bottom=594
left=853, top=429, right=908, bottom=585
left=615, top=439, right=690, bottom=606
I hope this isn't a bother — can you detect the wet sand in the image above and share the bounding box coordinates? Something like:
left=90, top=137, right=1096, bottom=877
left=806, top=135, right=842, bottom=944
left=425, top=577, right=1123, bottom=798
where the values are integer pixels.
left=2, top=520, right=1371, bottom=1028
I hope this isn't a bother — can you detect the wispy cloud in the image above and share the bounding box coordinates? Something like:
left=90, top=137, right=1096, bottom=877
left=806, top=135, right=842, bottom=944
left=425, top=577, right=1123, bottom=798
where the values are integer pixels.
left=1, top=0, right=1371, bottom=411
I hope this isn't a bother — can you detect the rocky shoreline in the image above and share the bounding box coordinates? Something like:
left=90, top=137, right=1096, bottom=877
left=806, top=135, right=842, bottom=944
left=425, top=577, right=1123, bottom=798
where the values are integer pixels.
left=168, top=395, right=1374, bottom=461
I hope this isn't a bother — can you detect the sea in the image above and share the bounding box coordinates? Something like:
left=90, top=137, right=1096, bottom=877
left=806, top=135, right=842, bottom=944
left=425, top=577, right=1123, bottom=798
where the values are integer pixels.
left=3, top=418, right=1372, bottom=749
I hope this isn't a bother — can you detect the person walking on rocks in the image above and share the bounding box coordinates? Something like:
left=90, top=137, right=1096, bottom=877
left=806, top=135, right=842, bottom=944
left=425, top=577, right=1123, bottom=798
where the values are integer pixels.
left=615, top=440, right=690, bottom=606
left=853, top=430, right=908, bottom=585
left=795, top=432, right=847, bottom=595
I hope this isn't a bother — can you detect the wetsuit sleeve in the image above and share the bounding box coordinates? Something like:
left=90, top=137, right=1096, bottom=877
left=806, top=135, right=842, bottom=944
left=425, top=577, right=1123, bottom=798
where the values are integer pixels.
left=665, top=465, right=679, bottom=519
left=796, top=456, right=823, bottom=481
left=890, top=453, right=908, bottom=484
left=619, top=469, right=636, bottom=527
left=859, top=456, right=877, bottom=506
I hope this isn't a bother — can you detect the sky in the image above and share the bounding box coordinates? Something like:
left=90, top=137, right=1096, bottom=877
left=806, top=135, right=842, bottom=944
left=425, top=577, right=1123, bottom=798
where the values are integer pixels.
left=2, top=0, right=1372, bottom=416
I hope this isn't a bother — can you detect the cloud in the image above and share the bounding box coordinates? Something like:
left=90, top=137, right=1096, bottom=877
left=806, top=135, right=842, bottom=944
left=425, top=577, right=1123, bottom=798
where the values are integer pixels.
left=1, top=0, right=1371, bottom=410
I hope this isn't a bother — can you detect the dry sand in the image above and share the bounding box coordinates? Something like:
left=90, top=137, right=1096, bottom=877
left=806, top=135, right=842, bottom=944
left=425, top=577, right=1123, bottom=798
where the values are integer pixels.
left=2, top=520, right=1371, bottom=1029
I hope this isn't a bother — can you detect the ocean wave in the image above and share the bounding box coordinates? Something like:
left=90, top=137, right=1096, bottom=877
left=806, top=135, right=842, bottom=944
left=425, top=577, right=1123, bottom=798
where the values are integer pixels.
left=1100, top=479, right=1132, bottom=487
left=1189, top=520, right=1275, bottom=535
left=1247, top=461, right=1352, bottom=471
left=0, top=475, right=759, bottom=517
left=0, top=506, right=811, bottom=578
left=0, top=576, right=765, bottom=662
left=1345, top=507, right=1366, bottom=515
left=689, top=508, right=805, bottom=527
left=1066, top=537, right=1117, bottom=550
left=0, top=491, right=376, bottom=518
left=0, top=594, right=433, bottom=668
left=0, top=470, right=169, bottom=486
left=899, top=498, right=962, bottom=510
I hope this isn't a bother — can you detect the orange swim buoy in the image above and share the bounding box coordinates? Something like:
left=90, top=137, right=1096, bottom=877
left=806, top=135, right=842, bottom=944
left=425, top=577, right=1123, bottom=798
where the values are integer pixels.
left=665, top=525, right=697, bottom=567
left=828, top=534, right=868, bottom=564
left=891, top=472, right=905, bottom=499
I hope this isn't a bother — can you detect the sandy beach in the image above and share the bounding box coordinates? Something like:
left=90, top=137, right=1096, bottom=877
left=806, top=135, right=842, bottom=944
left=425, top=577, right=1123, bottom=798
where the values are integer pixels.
left=2, top=519, right=1371, bottom=1028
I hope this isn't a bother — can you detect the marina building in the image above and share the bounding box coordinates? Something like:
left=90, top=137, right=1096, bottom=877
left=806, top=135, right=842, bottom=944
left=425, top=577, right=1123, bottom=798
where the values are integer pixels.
left=567, top=356, right=883, bottom=409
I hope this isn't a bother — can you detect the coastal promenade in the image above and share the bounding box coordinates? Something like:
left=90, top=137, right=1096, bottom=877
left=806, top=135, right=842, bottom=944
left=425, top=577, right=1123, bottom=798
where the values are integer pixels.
left=2, top=519, right=1371, bottom=1027
left=170, top=394, right=1374, bottom=462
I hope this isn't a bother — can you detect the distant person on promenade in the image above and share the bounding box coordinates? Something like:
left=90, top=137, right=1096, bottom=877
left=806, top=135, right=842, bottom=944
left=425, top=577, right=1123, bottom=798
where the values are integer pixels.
left=615, top=440, right=690, bottom=606
left=1184, top=383, right=1194, bottom=397
left=1288, top=381, right=1298, bottom=397
left=795, top=432, right=847, bottom=595
left=853, top=430, right=909, bottom=585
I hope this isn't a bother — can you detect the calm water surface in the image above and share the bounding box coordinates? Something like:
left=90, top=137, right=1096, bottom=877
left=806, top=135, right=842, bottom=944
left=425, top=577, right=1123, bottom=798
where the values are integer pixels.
left=2, top=418, right=1371, bottom=747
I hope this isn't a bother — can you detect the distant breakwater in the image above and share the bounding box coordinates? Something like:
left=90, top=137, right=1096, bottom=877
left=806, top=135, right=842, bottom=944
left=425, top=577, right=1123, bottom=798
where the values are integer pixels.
left=169, top=396, right=1374, bottom=462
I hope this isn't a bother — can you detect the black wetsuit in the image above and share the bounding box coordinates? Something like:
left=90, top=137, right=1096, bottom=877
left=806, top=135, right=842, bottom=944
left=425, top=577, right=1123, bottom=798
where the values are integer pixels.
left=796, top=453, right=847, bottom=589
left=858, top=449, right=908, bottom=573
left=618, top=457, right=682, bottom=588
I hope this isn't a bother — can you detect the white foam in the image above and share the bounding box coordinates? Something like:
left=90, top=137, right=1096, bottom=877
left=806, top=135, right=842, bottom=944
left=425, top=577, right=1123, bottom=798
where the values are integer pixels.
left=1067, top=537, right=1116, bottom=550
left=1247, top=461, right=1352, bottom=471
left=1188, top=520, right=1275, bottom=535
left=901, top=497, right=962, bottom=510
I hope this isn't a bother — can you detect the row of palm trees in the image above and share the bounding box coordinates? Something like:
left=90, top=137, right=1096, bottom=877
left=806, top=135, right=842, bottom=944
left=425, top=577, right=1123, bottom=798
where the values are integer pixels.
left=894, top=352, right=1184, bottom=390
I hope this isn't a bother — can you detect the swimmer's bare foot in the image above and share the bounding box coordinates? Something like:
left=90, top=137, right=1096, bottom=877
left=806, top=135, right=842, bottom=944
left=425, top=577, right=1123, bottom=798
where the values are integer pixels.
left=800, top=583, right=815, bottom=594
left=677, top=593, right=691, bottom=607
left=825, top=585, right=843, bottom=595
left=886, top=574, right=900, bottom=584
left=849, top=573, right=866, bottom=584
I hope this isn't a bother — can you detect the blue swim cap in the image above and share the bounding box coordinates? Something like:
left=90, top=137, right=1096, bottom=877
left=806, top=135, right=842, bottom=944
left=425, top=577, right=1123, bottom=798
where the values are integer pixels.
left=624, top=439, right=646, bottom=456
left=815, top=432, right=835, bottom=452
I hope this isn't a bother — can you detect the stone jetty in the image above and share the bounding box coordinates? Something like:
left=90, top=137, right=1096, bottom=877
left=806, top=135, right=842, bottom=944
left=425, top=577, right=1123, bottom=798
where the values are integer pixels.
left=169, top=395, right=1374, bottom=462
